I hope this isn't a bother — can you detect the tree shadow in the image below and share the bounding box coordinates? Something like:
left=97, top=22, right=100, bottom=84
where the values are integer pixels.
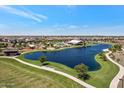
left=42, top=62, right=49, bottom=66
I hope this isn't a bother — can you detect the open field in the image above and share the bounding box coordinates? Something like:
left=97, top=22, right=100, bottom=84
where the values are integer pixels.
left=18, top=52, right=119, bottom=88
left=0, top=58, right=83, bottom=88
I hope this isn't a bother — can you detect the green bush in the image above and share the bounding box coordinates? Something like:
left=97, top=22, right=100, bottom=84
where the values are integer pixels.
left=74, top=63, right=90, bottom=80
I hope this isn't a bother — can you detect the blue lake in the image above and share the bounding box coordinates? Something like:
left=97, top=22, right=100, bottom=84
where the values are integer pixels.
left=24, top=44, right=111, bottom=71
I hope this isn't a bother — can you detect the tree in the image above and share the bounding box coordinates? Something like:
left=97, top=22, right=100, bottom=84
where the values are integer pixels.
left=74, top=63, right=90, bottom=80
left=99, top=52, right=104, bottom=57
left=39, top=55, right=47, bottom=65
left=102, top=54, right=107, bottom=61
left=83, top=42, right=87, bottom=47
left=0, top=43, right=6, bottom=48
left=74, top=63, right=88, bottom=73
left=16, top=43, right=22, bottom=49
left=0, top=48, right=2, bottom=52
left=81, top=73, right=90, bottom=80
left=99, top=52, right=107, bottom=61
left=113, top=44, right=122, bottom=51
left=109, top=44, right=122, bottom=52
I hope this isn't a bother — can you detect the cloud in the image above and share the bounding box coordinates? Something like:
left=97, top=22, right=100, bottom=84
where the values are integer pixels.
left=34, top=13, right=47, bottom=20
left=53, top=24, right=78, bottom=28
left=0, top=5, right=47, bottom=22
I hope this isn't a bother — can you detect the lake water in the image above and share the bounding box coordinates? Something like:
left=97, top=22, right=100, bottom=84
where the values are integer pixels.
left=24, top=44, right=111, bottom=71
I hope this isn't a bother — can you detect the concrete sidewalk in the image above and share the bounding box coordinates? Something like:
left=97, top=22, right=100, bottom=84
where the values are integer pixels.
left=106, top=51, right=124, bottom=88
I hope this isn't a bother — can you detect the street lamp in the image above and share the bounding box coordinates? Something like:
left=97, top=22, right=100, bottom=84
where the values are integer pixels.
left=119, top=79, right=124, bottom=88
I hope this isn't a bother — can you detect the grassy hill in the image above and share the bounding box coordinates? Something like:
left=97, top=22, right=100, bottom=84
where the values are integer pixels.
left=0, top=58, right=83, bottom=88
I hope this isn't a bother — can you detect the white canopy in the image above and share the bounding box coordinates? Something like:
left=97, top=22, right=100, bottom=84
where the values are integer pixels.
left=68, top=40, right=81, bottom=44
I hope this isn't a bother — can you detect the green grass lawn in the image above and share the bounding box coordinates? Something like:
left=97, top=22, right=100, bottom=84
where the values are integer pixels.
left=17, top=54, right=78, bottom=77
left=0, top=58, right=83, bottom=88
left=86, top=54, right=119, bottom=88
left=17, top=52, right=119, bottom=88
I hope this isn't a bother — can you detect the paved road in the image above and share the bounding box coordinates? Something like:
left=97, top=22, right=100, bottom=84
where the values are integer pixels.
left=0, top=56, right=95, bottom=88
left=106, top=51, right=124, bottom=88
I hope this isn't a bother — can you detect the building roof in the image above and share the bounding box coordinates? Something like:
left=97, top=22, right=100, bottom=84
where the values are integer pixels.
left=28, top=44, right=35, bottom=47
left=68, top=40, right=82, bottom=44
left=3, top=48, right=18, bottom=52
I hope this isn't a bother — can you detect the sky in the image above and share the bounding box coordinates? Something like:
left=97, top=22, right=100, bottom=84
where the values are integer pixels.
left=0, top=5, right=124, bottom=36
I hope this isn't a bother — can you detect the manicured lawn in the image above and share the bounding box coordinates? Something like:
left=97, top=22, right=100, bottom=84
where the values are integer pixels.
left=86, top=54, right=119, bottom=88
left=0, top=58, right=83, bottom=88
left=17, top=54, right=78, bottom=77
left=17, top=52, right=119, bottom=88
left=17, top=43, right=97, bottom=77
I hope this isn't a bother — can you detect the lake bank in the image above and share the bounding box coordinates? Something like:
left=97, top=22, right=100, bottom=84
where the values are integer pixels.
left=16, top=43, right=120, bottom=87
left=22, top=44, right=111, bottom=70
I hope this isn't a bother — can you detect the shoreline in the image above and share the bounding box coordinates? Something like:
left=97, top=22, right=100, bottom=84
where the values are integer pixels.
left=18, top=43, right=112, bottom=71
left=16, top=43, right=119, bottom=88
left=21, top=44, right=96, bottom=54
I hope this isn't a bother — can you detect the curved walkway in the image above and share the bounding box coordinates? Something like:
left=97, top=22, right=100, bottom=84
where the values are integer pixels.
left=0, top=56, right=95, bottom=88
left=106, top=51, right=124, bottom=88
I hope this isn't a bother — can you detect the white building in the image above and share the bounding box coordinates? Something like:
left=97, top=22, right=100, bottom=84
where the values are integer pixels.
left=28, top=44, right=35, bottom=49
left=68, top=40, right=82, bottom=45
